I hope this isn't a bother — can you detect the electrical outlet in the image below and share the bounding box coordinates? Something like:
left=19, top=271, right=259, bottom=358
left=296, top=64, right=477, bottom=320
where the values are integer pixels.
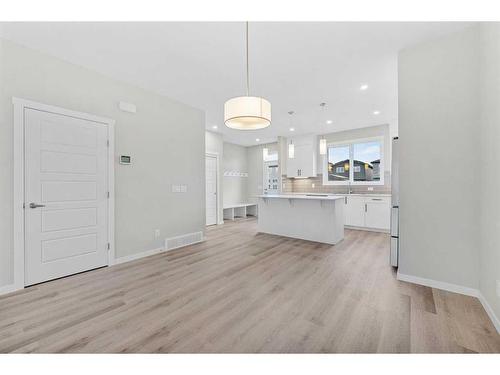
left=311, top=183, right=315, bottom=188
left=154, top=229, right=161, bottom=239
left=367, top=187, right=374, bottom=191
left=496, top=280, right=500, bottom=298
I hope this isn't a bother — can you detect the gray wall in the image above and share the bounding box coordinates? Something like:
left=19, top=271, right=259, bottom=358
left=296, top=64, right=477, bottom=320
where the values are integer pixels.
left=222, top=142, right=248, bottom=206
left=0, top=38, right=205, bottom=287
left=479, top=23, right=500, bottom=321
left=205, top=131, right=224, bottom=223
left=398, top=26, right=481, bottom=288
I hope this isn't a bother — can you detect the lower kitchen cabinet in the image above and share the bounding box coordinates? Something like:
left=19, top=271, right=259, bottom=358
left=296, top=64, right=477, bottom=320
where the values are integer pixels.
left=343, top=195, right=390, bottom=231
left=345, top=196, right=365, bottom=227
left=364, top=197, right=391, bottom=230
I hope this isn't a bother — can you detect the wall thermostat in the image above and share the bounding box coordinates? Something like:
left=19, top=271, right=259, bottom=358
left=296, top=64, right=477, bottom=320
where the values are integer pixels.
left=120, top=155, right=131, bottom=165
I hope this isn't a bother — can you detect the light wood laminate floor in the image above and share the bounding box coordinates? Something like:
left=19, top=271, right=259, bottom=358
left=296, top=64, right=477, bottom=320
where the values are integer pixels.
left=1, top=218, right=499, bottom=353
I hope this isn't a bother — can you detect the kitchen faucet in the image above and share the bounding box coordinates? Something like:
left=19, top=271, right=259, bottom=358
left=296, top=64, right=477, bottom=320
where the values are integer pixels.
left=347, top=180, right=353, bottom=194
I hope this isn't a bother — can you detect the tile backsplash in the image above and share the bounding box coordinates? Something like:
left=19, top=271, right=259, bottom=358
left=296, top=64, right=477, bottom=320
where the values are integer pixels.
left=282, top=171, right=391, bottom=194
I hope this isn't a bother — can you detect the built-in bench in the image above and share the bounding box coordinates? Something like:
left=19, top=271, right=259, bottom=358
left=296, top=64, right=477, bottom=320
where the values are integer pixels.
left=223, top=203, right=258, bottom=221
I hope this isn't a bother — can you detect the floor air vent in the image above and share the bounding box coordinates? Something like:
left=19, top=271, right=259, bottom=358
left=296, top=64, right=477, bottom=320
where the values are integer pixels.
left=165, top=231, right=204, bottom=251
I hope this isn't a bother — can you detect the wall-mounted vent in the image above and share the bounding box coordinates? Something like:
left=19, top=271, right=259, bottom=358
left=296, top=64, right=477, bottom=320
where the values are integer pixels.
left=164, top=231, right=204, bottom=252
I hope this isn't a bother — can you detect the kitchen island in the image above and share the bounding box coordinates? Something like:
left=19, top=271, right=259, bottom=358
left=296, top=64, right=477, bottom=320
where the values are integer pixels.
left=257, top=194, right=345, bottom=245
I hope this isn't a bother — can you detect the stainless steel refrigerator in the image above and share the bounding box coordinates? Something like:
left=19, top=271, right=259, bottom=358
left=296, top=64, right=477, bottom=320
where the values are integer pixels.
left=390, top=137, right=399, bottom=267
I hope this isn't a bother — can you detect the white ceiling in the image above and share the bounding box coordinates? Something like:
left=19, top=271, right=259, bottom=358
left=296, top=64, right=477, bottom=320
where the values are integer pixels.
left=0, top=22, right=473, bottom=146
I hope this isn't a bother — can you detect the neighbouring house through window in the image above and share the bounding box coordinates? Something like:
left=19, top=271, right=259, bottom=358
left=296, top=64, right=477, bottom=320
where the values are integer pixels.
left=323, top=138, right=384, bottom=185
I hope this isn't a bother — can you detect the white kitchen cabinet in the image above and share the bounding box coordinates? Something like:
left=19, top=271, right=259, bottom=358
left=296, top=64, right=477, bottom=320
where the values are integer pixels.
left=341, top=195, right=391, bottom=231
left=365, top=197, right=391, bottom=230
left=286, top=135, right=317, bottom=178
left=345, top=195, right=365, bottom=227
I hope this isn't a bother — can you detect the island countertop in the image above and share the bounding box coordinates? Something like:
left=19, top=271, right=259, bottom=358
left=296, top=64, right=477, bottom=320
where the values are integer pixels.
left=256, top=194, right=345, bottom=201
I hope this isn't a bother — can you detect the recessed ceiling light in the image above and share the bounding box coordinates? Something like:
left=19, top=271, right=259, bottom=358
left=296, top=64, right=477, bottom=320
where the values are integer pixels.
left=326, top=120, right=333, bottom=124
left=289, top=127, right=295, bottom=132
left=360, top=84, right=368, bottom=91
left=212, top=125, right=218, bottom=129
left=373, top=110, right=380, bottom=115
left=256, top=138, right=260, bottom=142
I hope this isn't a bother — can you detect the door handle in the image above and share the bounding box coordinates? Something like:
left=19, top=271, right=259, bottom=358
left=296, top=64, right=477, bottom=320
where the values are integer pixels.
left=29, top=202, right=46, bottom=209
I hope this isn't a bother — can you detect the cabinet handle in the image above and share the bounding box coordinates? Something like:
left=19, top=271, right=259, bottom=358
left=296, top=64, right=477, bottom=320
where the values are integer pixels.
left=365, top=203, right=367, bottom=212
left=345, top=196, right=347, bottom=204
left=371, top=198, right=383, bottom=201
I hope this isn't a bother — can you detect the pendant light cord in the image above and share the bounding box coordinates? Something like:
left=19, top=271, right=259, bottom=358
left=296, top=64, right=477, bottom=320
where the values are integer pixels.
left=246, top=21, right=250, bottom=96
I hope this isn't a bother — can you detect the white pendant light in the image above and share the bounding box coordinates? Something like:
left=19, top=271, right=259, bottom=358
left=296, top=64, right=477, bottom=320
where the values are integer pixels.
left=224, top=22, right=271, bottom=130
left=319, top=138, right=327, bottom=155
left=288, top=141, right=295, bottom=159
left=319, top=103, right=327, bottom=155
left=287, top=111, right=295, bottom=158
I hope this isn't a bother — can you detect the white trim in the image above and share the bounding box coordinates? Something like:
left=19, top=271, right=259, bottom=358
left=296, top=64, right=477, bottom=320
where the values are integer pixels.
left=397, top=272, right=500, bottom=334
left=397, top=272, right=479, bottom=297
left=107, top=123, right=116, bottom=265
left=0, top=283, right=19, bottom=297
left=477, top=292, right=500, bottom=334
left=345, top=225, right=390, bottom=234
left=12, top=97, right=115, bottom=287
left=205, top=152, right=220, bottom=226
left=113, top=247, right=164, bottom=265
left=322, top=136, right=385, bottom=186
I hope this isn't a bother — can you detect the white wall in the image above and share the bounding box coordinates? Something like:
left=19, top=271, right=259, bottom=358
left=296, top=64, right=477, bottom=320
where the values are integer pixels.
left=398, top=26, right=481, bottom=289
left=205, top=131, right=224, bottom=223
left=222, top=142, right=248, bottom=206
left=0, top=38, right=205, bottom=287
left=479, top=23, right=500, bottom=323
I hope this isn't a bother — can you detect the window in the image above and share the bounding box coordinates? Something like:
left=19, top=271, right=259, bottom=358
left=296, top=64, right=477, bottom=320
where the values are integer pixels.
left=326, top=145, right=349, bottom=181
left=323, top=137, right=384, bottom=185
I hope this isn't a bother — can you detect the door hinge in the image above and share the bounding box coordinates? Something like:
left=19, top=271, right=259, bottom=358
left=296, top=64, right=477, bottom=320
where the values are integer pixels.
left=107, top=243, right=110, bottom=250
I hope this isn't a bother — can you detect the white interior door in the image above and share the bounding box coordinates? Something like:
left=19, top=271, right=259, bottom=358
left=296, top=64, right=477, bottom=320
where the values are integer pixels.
left=205, top=155, right=218, bottom=226
left=24, top=108, right=109, bottom=286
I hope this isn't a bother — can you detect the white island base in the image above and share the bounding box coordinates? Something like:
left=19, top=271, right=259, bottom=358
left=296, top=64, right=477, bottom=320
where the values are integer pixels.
left=257, top=195, right=345, bottom=245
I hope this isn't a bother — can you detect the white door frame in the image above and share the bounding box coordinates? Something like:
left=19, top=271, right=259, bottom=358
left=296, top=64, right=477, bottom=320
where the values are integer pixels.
left=12, top=97, right=115, bottom=291
left=205, top=152, right=220, bottom=225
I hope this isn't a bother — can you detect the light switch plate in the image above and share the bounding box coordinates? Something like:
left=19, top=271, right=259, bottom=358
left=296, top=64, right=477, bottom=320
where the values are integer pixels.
left=154, top=229, right=161, bottom=239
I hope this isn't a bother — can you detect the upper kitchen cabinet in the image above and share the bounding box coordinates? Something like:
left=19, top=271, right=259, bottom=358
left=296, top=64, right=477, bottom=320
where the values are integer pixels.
left=286, top=135, right=318, bottom=178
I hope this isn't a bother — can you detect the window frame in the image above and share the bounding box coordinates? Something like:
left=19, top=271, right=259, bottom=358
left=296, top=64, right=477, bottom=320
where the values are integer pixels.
left=322, top=136, right=385, bottom=186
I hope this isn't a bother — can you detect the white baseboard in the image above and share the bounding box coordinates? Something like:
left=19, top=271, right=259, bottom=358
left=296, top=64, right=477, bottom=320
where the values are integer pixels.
left=113, top=247, right=164, bottom=265
left=397, top=272, right=479, bottom=297
left=397, top=272, right=500, bottom=334
left=345, top=225, right=390, bottom=234
left=477, top=292, right=500, bottom=334
left=0, top=283, right=21, bottom=297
